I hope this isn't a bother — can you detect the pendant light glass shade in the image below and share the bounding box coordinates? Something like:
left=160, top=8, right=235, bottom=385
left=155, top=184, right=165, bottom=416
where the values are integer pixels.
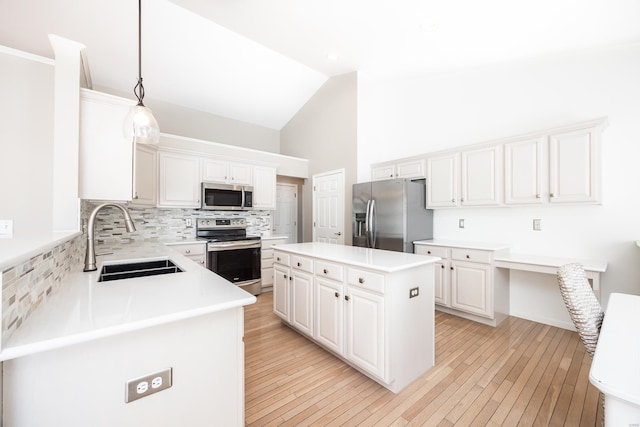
left=124, top=0, right=159, bottom=145
left=123, top=104, right=160, bottom=144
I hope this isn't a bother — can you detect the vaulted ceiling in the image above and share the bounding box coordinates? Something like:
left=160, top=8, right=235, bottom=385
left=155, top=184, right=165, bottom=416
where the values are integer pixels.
left=2, top=0, right=640, bottom=130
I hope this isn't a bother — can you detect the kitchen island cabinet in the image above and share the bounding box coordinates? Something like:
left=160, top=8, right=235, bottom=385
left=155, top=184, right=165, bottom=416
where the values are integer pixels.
left=1, top=243, right=255, bottom=427
left=273, top=242, right=439, bottom=393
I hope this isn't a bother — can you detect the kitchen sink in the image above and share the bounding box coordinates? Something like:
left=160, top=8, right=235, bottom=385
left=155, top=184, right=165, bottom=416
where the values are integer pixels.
left=98, top=259, right=184, bottom=282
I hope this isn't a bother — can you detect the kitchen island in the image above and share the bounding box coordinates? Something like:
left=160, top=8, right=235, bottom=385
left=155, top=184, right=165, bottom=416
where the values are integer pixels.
left=1, top=242, right=255, bottom=427
left=272, top=242, right=440, bottom=393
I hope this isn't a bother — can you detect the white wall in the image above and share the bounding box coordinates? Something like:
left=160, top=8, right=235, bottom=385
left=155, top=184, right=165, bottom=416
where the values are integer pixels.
left=280, top=72, right=358, bottom=242
left=94, top=85, right=281, bottom=154
left=358, top=44, right=640, bottom=325
left=0, top=49, right=54, bottom=238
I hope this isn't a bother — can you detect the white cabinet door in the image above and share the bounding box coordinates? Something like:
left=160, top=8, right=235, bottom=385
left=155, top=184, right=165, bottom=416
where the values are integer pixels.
left=158, top=152, right=201, bottom=207
left=291, top=270, right=314, bottom=337
left=461, top=145, right=502, bottom=206
left=273, top=264, right=290, bottom=321
left=202, top=158, right=228, bottom=183
left=434, top=260, right=450, bottom=307
left=371, top=164, right=395, bottom=181
left=426, top=153, right=459, bottom=208
left=396, top=159, right=425, bottom=178
left=451, top=261, right=492, bottom=318
left=228, top=162, right=253, bottom=185
left=504, top=138, right=545, bottom=205
left=253, top=166, right=277, bottom=210
left=345, top=287, right=385, bottom=380
left=315, top=277, right=344, bottom=355
left=78, top=89, right=135, bottom=201
left=132, top=145, right=157, bottom=206
left=549, top=127, right=600, bottom=204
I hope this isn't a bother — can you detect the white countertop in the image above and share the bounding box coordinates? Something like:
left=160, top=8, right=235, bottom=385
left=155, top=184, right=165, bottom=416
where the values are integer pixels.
left=413, top=239, right=510, bottom=251
left=0, top=242, right=256, bottom=361
left=0, top=231, right=81, bottom=271
left=590, top=293, right=640, bottom=406
left=260, top=235, right=288, bottom=241
left=494, top=252, right=608, bottom=273
left=274, top=242, right=439, bottom=272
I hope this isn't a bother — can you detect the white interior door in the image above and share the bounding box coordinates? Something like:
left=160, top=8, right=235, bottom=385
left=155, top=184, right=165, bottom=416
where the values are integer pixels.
left=274, top=183, right=298, bottom=243
left=313, top=169, right=345, bottom=244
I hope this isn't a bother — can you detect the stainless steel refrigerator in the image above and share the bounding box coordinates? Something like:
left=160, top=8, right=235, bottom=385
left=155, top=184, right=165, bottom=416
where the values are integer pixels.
left=352, top=178, right=433, bottom=253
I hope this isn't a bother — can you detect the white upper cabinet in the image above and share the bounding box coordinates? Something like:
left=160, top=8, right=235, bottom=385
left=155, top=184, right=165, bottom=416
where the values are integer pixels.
left=549, top=126, right=601, bottom=204
left=132, top=145, right=157, bottom=206
left=461, top=145, right=502, bottom=206
left=504, top=137, right=545, bottom=205
left=202, top=158, right=252, bottom=185
left=426, top=153, right=459, bottom=208
left=371, top=159, right=425, bottom=181
left=158, top=151, right=201, bottom=207
left=78, top=89, right=135, bottom=201
left=252, top=165, right=277, bottom=210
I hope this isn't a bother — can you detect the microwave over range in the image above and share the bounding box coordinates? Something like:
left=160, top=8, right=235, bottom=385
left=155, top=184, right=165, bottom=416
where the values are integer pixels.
left=201, top=182, right=253, bottom=211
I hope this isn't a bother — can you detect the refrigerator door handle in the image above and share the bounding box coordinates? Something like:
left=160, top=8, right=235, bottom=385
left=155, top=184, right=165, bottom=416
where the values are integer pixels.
left=365, top=199, right=371, bottom=247
left=370, top=199, right=377, bottom=248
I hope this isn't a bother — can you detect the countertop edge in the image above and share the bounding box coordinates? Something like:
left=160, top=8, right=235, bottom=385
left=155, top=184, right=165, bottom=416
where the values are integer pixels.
left=0, top=295, right=256, bottom=362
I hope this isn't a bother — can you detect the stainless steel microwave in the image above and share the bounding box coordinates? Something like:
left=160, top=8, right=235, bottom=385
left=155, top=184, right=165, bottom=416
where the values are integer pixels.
left=201, top=182, right=253, bottom=210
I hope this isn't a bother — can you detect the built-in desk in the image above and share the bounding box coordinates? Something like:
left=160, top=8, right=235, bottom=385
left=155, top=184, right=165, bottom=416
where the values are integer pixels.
left=494, top=253, right=607, bottom=299
left=590, top=293, right=640, bottom=425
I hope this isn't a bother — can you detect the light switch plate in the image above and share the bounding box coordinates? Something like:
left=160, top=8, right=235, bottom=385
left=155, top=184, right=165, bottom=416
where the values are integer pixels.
left=0, top=220, right=13, bottom=239
left=533, top=219, right=542, bottom=231
left=458, top=219, right=465, bottom=229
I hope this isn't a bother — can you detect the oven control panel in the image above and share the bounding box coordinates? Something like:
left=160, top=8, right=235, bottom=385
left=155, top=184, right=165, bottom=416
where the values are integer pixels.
left=197, top=218, right=246, bottom=229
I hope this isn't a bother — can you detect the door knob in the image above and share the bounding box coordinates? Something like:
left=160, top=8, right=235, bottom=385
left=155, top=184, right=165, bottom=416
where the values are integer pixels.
left=335, top=232, right=342, bottom=236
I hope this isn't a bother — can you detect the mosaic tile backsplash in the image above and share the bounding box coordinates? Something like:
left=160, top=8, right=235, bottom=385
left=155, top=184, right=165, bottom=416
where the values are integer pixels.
left=2, top=234, right=85, bottom=345
left=1, top=201, right=272, bottom=345
left=81, top=201, right=273, bottom=246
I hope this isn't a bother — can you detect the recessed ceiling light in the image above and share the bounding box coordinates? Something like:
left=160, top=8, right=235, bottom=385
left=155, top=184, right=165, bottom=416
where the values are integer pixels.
left=327, top=53, right=338, bottom=61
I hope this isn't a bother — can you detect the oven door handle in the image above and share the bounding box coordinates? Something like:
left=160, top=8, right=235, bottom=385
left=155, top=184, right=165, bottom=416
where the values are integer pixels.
left=208, top=241, right=261, bottom=251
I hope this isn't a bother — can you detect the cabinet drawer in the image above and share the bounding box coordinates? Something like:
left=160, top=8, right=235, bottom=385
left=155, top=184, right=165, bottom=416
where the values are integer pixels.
left=187, top=255, right=206, bottom=267
left=315, top=260, right=344, bottom=282
left=415, top=245, right=449, bottom=258
left=273, top=251, right=290, bottom=266
left=261, top=268, right=274, bottom=286
left=262, top=239, right=285, bottom=250
left=451, top=248, right=492, bottom=264
left=168, top=242, right=206, bottom=257
left=261, top=258, right=274, bottom=269
left=347, top=268, right=385, bottom=294
left=262, top=248, right=274, bottom=260
left=291, top=255, right=313, bottom=273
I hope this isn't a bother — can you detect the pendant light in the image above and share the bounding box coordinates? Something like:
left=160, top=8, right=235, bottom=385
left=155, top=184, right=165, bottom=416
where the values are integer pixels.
left=123, top=0, right=160, bottom=145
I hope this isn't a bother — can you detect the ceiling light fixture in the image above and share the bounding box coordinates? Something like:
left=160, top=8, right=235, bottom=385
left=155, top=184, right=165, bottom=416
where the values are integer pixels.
left=123, top=0, right=159, bottom=145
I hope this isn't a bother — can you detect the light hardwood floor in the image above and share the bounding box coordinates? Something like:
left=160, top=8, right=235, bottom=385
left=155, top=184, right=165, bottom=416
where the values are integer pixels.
left=244, top=292, right=602, bottom=426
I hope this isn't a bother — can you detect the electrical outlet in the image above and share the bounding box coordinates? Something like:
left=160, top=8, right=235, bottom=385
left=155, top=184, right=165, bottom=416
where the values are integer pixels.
left=125, top=367, right=172, bottom=403
left=533, top=219, right=542, bottom=231
left=409, top=287, right=419, bottom=298
left=185, top=218, right=193, bottom=228
left=459, top=219, right=465, bottom=229
left=0, top=219, right=13, bottom=239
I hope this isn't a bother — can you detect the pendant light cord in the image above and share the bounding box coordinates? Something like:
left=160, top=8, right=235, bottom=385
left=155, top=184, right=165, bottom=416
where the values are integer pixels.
left=134, top=0, right=145, bottom=107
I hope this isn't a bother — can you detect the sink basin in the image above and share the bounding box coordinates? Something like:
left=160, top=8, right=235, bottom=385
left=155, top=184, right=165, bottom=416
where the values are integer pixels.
left=98, top=259, right=184, bottom=282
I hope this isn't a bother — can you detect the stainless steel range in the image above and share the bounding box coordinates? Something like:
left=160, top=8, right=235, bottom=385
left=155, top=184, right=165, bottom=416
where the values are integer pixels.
left=196, top=218, right=261, bottom=295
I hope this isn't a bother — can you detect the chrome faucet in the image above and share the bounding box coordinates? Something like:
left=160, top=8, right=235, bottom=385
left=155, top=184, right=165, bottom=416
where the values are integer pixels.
left=84, top=203, right=136, bottom=272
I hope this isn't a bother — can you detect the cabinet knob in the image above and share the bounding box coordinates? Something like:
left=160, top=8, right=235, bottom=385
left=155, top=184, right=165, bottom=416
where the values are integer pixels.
left=200, top=260, right=205, bottom=264
left=550, top=193, right=556, bottom=198
left=334, top=292, right=339, bottom=298
left=284, top=274, right=287, bottom=279
left=427, top=250, right=431, bottom=254
left=133, top=193, right=139, bottom=199
left=451, top=198, right=455, bottom=203
left=358, top=277, right=365, bottom=284
left=461, top=197, right=465, bottom=202
left=389, top=174, right=393, bottom=177
left=185, top=249, right=191, bottom=254
left=466, top=254, right=470, bottom=259
left=277, top=257, right=281, bottom=261
left=297, top=262, right=301, bottom=267
left=536, top=194, right=541, bottom=198
left=441, top=264, right=444, bottom=269
left=289, top=276, right=292, bottom=281
left=450, top=266, right=454, bottom=270
left=345, top=295, right=350, bottom=301
left=323, top=268, right=328, bottom=274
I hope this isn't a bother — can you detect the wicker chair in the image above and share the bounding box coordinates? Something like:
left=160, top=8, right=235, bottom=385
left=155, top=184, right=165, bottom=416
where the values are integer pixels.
left=557, top=263, right=605, bottom=425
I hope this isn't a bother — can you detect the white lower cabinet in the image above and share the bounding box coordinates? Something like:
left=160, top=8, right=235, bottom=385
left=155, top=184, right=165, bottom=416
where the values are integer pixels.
left=274, top=246, right=436, bottom=393
left=260, top=238, right=287, bottom=291
left=414, top=242, right=509, bottom=327
left=165, top=241, right=206, bottom=267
